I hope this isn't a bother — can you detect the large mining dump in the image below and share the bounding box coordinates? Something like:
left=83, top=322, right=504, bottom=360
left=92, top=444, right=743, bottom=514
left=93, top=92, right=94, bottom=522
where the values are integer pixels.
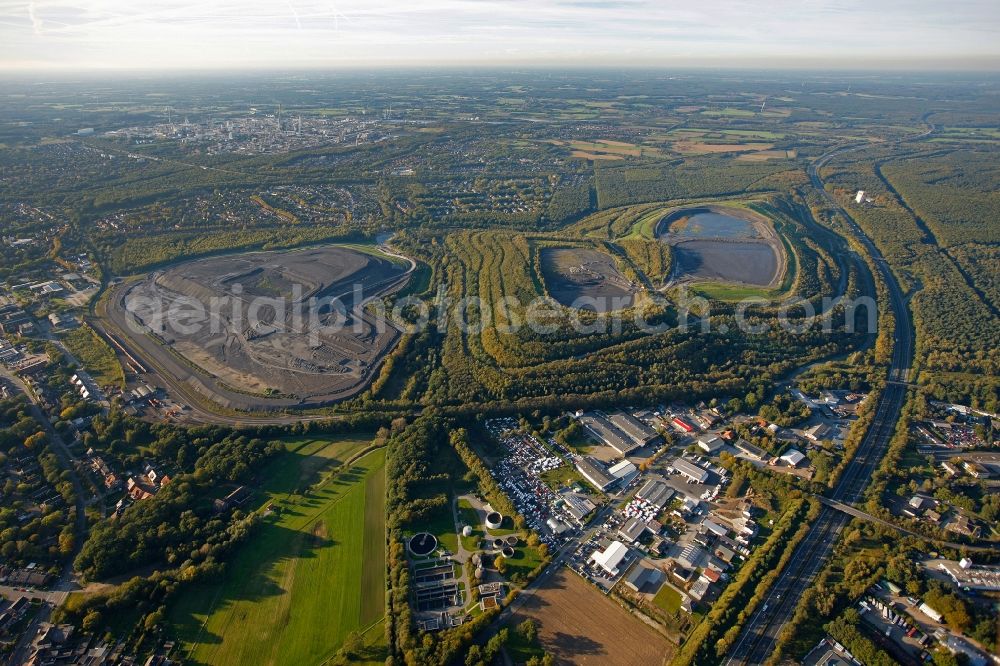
left=120, top=246, right=409, bottom=408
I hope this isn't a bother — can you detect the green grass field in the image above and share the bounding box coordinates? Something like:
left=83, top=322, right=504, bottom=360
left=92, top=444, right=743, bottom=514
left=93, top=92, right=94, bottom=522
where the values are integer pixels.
left=653, top=584, right=683, bottom=613
left=539, top=465, right=586, bottom=492
left=690, top=282, right=779, bottom=301
left=457, top=499, right=484, bottom=552
left=168, top=436, right=387, bottom=666
left=624, top=207, right=669, bottom=239
left=503, top=543, right=545, bottom=581
left=62, top=324, right=125, bottom=390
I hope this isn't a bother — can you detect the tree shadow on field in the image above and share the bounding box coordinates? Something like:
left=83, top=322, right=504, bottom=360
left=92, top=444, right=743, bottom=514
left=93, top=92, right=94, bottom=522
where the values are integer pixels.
left=169, top=522, right=339, bottom=648
left=548, top=632, right=605, bottom=660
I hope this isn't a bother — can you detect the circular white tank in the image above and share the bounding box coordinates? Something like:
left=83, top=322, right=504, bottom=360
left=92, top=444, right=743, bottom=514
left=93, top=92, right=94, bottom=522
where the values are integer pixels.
left=485, top=511, right=503, bottom=530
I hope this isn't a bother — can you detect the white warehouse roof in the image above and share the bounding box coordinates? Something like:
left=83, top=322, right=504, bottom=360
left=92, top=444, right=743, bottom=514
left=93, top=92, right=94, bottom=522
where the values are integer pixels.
left=698, top=437, right=724, bottom=453
left=592, top=540, right=630, bottom=575
left=780, top=449, right=806, bottom=466
left=608, top=459, right=637, bottom=479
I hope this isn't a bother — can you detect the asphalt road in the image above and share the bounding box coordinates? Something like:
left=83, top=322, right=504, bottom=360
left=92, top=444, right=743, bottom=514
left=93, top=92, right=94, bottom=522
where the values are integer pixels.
left=722, top=141, right=917, bottom=665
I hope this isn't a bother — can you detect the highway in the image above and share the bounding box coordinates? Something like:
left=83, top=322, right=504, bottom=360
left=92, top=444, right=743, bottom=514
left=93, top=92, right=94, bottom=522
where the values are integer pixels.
left=722, top=142, right=916, bottom=665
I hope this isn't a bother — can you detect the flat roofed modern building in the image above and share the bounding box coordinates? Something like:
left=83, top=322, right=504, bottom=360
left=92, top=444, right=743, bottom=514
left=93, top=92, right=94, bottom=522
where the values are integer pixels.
left=608, top=412, right=662, bottom=448
left=701, top=518, right=729, bottom=538
left=698, top=436, right=724, bottom=453
left=580, top=414, right=638, bottom=455
left=677, top=543, right=705, bottom=569
left=608, top=459, right=637, bottom=479
left=804, top=423, right=837, bottom=441
left=671, top=458, right=710, bottom=484
left=623, top=562, right=663, bottom=593
left=562, top=493, right=596, bottom=524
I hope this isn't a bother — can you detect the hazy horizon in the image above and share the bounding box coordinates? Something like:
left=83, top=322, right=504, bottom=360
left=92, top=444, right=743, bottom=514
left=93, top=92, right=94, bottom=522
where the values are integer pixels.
left=3, top=0, right=999, bottom=72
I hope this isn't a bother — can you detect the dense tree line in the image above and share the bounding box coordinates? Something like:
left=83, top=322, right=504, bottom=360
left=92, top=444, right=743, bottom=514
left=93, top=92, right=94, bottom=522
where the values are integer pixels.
left=824, top=152, right=999, bottom=410
left=825, top=610, right=898, bottom=666
left=593, top=157, right=790, bottom=209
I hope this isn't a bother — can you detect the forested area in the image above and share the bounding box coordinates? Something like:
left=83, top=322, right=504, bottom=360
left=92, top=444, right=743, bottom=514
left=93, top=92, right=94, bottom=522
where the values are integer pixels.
left=617, top=238, right=673, bottom=285
left=948, top=243, right=1000, bottom=314
left=823, top=150, right=1000, bottom=411
left=368, top=192, right=871, bottom=414
left=74, top=428, right=281, bottom=579
left=593, top=158, right=793, bottom=209
left=881, top=150, right=1000, bottom=246
left=103, top=225, right=366, bottom=274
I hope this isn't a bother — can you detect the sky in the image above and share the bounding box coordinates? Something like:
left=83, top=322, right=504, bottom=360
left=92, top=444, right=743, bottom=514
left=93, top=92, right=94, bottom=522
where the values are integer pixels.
left=1, top=0, right=999, bottom=71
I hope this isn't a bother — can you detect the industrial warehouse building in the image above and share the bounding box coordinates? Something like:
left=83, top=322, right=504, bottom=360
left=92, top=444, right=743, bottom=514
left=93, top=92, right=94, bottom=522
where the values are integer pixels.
left=560, top=493, right=596, bottom=525
left=575, top=456, right=615, bottom=492
left=698, top=436, right=724, bottom=454
left=618, top=516, right=650, bottom=544
left=671, top=458, right=710, bottom=484
left=607, top=459, right=638, bottom=482
left=591, top=540, right=630, bottom=576
left=579, top=413, right=638, bottom=455
left=636, top=477, right=674, bottom=510
left=780, top=449, right=806, bottom=467
left=735, top=439, right=767, bottom=460
left=623, top=562, right=664, bottom=593
left=608, top=412, right=663, bottom=448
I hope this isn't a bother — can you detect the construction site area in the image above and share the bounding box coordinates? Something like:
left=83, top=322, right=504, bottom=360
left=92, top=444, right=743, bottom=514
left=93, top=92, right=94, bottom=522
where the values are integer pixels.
left=104, top=245, right=412, bottom=412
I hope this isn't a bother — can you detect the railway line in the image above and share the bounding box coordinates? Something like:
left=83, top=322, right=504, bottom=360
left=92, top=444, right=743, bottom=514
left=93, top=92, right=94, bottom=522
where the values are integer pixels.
left=722, top=141, right=916, bottom=665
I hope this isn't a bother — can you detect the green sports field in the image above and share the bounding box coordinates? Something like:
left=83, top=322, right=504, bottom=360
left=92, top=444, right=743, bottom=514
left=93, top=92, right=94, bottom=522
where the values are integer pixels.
left=168, top=436, right=387, bottom=665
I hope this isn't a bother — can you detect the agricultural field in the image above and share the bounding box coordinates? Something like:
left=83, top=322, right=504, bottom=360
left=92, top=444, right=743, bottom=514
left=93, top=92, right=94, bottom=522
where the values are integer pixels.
left=168, top=437, right=387, bottom=666
left=508, top=568, right=674, bottom=665
left=661, top=128, right=795, bottom=159
left=559, top=139, right=663, bottom=160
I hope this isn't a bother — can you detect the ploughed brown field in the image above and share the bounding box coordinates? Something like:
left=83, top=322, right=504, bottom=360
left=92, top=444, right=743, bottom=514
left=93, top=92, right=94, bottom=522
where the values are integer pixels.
left=510, top=569, right=674, bottom=666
